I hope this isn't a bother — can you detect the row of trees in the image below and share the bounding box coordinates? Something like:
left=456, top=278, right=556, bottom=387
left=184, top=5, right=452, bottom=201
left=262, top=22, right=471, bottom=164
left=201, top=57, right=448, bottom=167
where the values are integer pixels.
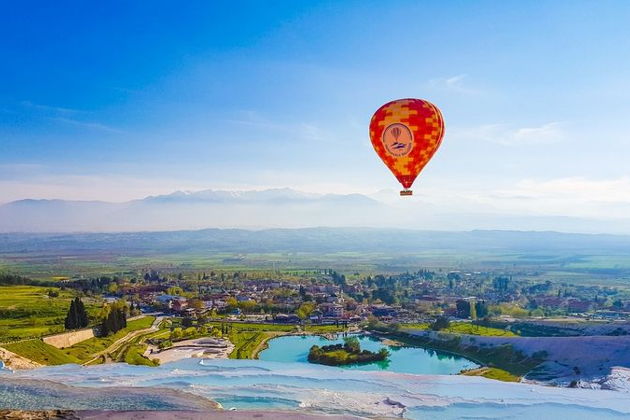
left=455, top=299, right=489, bottom=319
left=101, top=307, right=127, bottom=336
left=0, top=273, right=54, bottom=287
left=64, top=297, right=131, bottom=336
left=64, top=297, right=89, bottom=330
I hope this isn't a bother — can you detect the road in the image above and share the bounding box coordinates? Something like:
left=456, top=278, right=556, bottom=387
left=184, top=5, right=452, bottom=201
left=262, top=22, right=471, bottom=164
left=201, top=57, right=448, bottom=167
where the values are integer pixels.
left=82, top=316, right=163, bottom=365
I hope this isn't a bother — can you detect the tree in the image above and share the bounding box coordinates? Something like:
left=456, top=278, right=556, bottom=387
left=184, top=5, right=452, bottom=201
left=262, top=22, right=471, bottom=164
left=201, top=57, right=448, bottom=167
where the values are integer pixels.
left=455, top=300, right=471, bottom=318
left=238, top=300, right=257, bottom=313
left=188, top=298, right=205, bottom=310
left=64, top=299, right=78, bottom=330
left=171, top=327, right=183, bottom=340
left=431, top=316, right=450, bottom=331
left=182, top=317, right=194, bottom=328
left=167, top=286, right=184, bottom=296
left=65, top=297, right=89, bottom=330
left=493, top=276, right=510, bottom=292
left=77, top=298, right=89, bottom=327
left=100, top=306, right=127, bottom=337
left=475, top=300, right=489, bottom=318
left=343, top=337, right=360, bottom=353
left=296, top=302, right=316, bottom=320
left=226, top=297, right=238, bottom=310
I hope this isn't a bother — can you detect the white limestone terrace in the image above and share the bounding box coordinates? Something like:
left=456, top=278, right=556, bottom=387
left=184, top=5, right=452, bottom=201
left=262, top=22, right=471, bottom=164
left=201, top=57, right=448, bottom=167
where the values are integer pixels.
left=2, top=358, right=630, bottom=419
left=146, top=337, right=234, bottom=365
left=405, top=329, right=630, bottom=390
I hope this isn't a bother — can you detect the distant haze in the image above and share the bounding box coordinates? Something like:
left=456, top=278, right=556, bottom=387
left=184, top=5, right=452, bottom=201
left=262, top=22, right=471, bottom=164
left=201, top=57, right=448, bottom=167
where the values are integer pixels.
left=2, top=188, right=630, bottom=234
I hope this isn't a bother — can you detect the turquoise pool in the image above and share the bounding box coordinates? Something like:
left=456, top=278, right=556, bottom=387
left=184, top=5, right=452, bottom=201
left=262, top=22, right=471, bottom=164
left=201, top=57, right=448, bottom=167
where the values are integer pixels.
left=258, top=333, right=478, bottom=374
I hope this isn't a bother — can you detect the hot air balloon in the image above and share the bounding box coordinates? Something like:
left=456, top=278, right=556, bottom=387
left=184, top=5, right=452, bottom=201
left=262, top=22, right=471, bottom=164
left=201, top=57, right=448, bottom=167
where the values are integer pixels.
left=369, top=98, right=445, bottom=196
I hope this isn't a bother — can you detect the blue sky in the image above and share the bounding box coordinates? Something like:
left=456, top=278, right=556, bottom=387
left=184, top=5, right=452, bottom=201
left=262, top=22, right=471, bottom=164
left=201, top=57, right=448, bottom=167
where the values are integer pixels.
left=2, top=1, right=630, bottom=222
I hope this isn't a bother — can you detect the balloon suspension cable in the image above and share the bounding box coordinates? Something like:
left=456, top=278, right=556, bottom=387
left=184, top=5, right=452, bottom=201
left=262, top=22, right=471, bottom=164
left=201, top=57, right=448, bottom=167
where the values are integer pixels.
left=400, top=189, right=413, bottom=196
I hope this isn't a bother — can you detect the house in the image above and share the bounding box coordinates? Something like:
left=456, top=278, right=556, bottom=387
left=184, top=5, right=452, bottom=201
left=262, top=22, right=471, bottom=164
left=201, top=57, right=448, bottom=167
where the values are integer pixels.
left=156, top=294, right=179, bottom=309
left=319, top=303, right=344, bottom=318
left=309, top=309, right=323, bottom=323
left=172, top=297, right=188, bottom=312
left=274, top=313, right=300, bottom=323
left=567, top=299, right=591, bottom=313
left=372, top=305, right=397, bottom=318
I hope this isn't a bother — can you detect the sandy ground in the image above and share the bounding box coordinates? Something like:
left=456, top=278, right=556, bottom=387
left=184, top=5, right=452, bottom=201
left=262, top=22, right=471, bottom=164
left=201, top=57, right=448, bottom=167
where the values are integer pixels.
left=147, top=338, right=235, bottom=364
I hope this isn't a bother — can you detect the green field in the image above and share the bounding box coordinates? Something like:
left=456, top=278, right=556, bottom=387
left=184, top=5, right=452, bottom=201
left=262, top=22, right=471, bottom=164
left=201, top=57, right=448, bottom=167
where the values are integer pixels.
left=205, top=321, right=347, bottom=359
left=462, top=367, right=521, bottom=382
left=206, top=322, right=296, bottom=359
left=3, top=339, right=80, bottom=365
left=402, top=322, right=518, bottom=337
left=62, top=316, right=155, bottom=362
left=110, top=325, right=165, bottom=366
left=0, top=285, right=100, bottom=342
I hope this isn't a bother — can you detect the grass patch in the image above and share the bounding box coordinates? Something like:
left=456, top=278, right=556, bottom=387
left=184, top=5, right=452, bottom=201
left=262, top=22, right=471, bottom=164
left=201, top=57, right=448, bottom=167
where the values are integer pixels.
left=402, top=322, right=517, bottom=337
left=4, top=339, right=80, bottom=365
left=62, top=316, right=155, bottom=362
left=203, top=321, right=348, bottom=359
left=444, top=323, right=517, bottom=337
left=462, top=367, right=521, bottom=382
left=110, top=323, right=164, bottom=366
left=206, top=322, right=295, bottom=359
left=123, top=344, right=159, bottom=366
left=0, top=285, right=100, bottom=342
left=303, top=324, right=348, bottom=334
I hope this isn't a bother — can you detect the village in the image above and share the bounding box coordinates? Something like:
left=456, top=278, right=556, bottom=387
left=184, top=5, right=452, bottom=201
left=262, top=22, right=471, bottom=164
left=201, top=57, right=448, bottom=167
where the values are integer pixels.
left=63, top=267, right=630, bottom=326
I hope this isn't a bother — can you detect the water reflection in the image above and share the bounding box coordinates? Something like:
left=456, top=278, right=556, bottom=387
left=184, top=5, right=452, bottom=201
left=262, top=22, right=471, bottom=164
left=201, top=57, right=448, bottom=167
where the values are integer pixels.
left=259, top=334, right=478, bottom=375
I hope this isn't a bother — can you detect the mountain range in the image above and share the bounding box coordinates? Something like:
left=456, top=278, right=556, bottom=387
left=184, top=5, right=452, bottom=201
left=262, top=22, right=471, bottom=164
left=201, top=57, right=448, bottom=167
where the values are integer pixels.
left=1, top=188, right=630, bottom=234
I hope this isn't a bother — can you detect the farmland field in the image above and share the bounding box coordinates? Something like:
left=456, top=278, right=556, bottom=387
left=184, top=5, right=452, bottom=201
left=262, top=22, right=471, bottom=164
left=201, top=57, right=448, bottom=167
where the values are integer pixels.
left=0, top=285, right=101, bottom=342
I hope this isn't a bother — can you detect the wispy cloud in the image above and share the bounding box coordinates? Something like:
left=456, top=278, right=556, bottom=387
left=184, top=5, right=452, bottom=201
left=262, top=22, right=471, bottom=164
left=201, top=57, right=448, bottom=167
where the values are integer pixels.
left=228, top=110, right=333, bottom=143
left=20, top=100, right=84, bottom=115
left=509, top=177, right=630, bottom=203
left=50, top=117, right=124, bottom=134
left=457, top=122, right=566, bottom=146
left=19, top=100, right=123, bottom=133
left=428, top=74, right=478, bottom=94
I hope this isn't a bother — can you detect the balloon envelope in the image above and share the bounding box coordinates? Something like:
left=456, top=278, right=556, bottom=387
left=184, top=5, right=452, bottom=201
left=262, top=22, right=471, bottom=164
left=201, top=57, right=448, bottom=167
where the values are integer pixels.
left=369, top=98, right=445, bottom=194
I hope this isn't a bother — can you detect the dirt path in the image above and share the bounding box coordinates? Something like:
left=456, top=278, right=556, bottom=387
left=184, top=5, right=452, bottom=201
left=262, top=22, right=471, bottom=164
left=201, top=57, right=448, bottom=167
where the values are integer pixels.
left=82, top=317, right=162, bottom=366
left=0, top=346, right=42, bottom=369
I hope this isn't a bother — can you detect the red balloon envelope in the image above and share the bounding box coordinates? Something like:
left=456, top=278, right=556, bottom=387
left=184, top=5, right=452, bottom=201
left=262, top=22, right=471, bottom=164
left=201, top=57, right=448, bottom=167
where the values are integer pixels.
left=369, top=98, right=445, bottom=196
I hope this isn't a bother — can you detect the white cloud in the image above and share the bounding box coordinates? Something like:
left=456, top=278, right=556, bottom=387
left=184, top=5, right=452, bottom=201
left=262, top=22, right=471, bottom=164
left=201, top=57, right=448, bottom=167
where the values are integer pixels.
left=457, top=122, right=566, bottom=146
left=510, top=176, right=630, bottom=203
left=228, top=110, right=335, bottom=143
left=428, top=74, right=478, bottom=94
left=477, top=176, right=630, bottom=219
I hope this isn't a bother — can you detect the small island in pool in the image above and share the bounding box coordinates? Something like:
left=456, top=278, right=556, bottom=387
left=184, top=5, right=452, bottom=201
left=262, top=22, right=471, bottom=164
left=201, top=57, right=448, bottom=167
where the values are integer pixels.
left=308, top=336, right=390, bottom=366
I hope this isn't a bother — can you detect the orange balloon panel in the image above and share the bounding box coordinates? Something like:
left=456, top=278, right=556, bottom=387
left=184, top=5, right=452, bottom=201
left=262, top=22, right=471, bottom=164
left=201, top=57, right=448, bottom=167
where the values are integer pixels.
left=369, top=98, right=445, bottom=191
